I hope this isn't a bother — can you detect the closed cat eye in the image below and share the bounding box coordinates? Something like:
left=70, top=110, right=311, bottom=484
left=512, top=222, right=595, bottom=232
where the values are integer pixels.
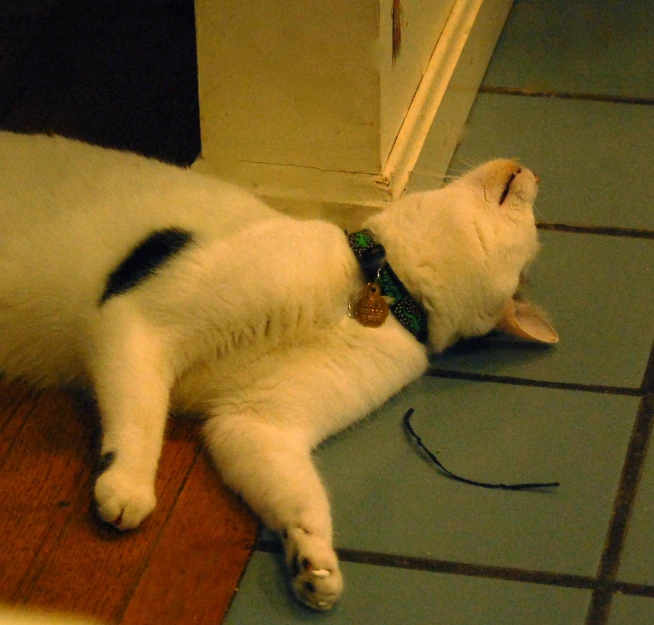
left=499, top=168, right=521, bottom=205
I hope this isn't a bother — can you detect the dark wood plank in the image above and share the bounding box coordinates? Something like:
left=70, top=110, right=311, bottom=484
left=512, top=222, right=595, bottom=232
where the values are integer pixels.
left=0, top=380, right=41, bottom=467
left=121, top=453, right=258, bottom=625
left=0, top=507, right=74, bottom=602
left=0, top=388, right=94, bottom=508
left=17, top=418, right=200, bottom=622
left=0, top=385, right=94, bottom=603
left=0, top=377, right=254, bottom=625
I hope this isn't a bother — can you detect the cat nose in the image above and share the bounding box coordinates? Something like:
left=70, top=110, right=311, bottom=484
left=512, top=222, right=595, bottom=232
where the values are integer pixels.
left=533, top=172, right=540, bottom=184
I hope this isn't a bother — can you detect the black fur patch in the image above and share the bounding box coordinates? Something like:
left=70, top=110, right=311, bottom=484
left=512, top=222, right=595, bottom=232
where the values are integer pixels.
left=100, top=228, right=193, bottom=304
left=96, top=451, right=116, bottom=475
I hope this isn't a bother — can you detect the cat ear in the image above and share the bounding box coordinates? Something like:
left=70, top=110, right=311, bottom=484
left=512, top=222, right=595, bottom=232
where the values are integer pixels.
left=496, top=298, right=559, bottom=344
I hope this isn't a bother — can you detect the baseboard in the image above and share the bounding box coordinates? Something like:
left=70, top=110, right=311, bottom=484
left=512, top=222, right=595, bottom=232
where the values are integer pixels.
left=194, top=0, right=513, bottom=216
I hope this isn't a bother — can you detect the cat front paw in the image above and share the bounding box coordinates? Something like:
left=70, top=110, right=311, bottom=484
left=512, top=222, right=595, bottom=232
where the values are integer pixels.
left=94, top=453, right=156, bottom=530
left=283, top=527, right=343, bottom=611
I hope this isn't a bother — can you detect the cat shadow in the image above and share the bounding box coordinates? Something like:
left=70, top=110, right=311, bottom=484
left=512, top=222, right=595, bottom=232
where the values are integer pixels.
left=0, top=378, right=98, bottom=459
left=431, top=333, right=557, bottom=372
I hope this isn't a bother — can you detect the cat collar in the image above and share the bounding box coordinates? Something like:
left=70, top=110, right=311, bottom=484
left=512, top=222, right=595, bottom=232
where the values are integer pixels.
left=347, top=229, right=428, bottom=343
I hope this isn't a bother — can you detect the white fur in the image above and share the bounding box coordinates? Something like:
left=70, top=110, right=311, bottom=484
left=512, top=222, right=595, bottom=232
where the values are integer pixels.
left=0, top=132, right=541, bottom=610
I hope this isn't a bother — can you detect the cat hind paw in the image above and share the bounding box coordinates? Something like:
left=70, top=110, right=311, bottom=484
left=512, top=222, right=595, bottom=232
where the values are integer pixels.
left=94, top=458, right=156, bottom=530
left=284, top=528, right=343, bottom=611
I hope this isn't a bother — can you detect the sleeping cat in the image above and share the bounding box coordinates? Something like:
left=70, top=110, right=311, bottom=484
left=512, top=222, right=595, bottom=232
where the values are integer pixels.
left=0, top=131, right=557, bottom=611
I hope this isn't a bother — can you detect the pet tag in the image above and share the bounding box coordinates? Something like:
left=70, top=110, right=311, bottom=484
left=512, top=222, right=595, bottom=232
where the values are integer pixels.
left=351, top=283, right=389, bottom=328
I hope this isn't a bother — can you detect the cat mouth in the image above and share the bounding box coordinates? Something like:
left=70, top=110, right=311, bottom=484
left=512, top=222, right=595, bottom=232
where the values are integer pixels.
left=499, top=169, right=520, bottom=206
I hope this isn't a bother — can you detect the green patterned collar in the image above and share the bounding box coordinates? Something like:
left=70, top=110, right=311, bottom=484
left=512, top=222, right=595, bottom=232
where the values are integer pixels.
left=347, top=229, right=428, bottom=343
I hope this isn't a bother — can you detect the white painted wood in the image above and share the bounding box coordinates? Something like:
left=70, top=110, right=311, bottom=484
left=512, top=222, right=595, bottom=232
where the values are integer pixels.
left=383, top=0, right=514, bottom=199
left=379, top=0, right=457, bottom=163
left=194, top=0, right=513, bottom=221
left=195, top=0, right=384, bottom=174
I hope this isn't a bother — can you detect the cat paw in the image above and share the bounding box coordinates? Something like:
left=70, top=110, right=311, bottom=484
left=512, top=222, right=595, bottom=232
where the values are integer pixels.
left=94, top=455, right=156, bottom=530
left=283, top=527, right=343, bottom=611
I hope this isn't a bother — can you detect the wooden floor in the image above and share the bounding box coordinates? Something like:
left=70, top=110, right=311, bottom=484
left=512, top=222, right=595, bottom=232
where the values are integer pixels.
left=0, top=381, right=257, bottom=624
left=0, top=2, right=258, bottom=623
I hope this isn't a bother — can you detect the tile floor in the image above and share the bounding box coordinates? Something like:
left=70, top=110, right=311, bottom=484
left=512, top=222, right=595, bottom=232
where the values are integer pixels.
left=223, top=1, right=654, bottom=623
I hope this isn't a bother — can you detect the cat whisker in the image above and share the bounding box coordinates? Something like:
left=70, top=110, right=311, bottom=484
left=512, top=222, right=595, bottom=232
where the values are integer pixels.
left=532, top=203, right=548, bottom=222
left=411, top=170, right=456, bottom=180
left=451, top=155, right=482, bottom=170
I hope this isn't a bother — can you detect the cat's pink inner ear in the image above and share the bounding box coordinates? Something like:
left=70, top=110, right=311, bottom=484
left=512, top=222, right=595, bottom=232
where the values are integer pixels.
left=496, top=299, right=559, bottom=344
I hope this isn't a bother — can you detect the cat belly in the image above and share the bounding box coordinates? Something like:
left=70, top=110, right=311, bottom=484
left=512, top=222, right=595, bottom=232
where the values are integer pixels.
left=171, top=314, right=428, bottom=439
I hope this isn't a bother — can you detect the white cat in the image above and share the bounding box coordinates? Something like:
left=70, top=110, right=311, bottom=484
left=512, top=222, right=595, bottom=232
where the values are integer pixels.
left=0, top=131, right=557, bottom=610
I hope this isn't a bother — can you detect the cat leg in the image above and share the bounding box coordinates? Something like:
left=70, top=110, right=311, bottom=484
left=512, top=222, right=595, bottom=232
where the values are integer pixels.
left=204, top=414, right=342, bottom=611
left=202, top=322, right=427, bottom=609
left=89, top=307, right=173, bottom=530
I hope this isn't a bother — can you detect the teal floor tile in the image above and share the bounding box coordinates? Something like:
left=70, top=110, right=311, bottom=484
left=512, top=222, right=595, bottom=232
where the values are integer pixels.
left=262, top=378, right=638, bottom=577
left=481, top=0, right=654, bottom=99
left=617, top=420, right=654, bottom=585
left=433, top=230, right=653, bottom=389
left=409, top=94, right=654, bottom=232
left=224, top=551, right=591, bottom=625
left=609, top=594, right=654, bottom=625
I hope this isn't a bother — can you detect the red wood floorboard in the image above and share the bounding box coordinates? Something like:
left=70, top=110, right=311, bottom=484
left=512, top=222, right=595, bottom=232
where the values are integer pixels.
left=0, top=381, right=257, bottom=624
left=0, top=382, right=44, bottom=467
left=0, top=383, right=92, bottom=603
left=121, top=454, right=257, bottom=625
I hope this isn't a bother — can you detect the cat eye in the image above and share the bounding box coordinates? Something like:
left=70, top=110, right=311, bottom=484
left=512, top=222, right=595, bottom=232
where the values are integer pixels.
left=499, top=168, right=521, bottom=206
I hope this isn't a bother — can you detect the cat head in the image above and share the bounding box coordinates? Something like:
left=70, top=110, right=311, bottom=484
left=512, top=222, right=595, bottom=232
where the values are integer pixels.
left=364, top=159, right=558, bottom=353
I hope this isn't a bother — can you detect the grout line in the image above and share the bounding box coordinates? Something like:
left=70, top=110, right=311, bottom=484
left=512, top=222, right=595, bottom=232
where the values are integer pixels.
left=336, top=548, right=597, bottom=591
left=426, top=367, right=642, bottom=397
left=255, top=538, right=654, bottom=596
left=613, top=580, right=654, bottom=598
left=640, top=340, right=654, bottom=395
left=598, top=397, right=654, bottom=577
left=256, top=539, right=597, bottom=590
left=586, top=393, right=654, bottom=624
left=478, top=85, right=654, bottom=107
left=586, top=587, right=614, bottom=625
left=537, top=222, right=654, bottom=240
